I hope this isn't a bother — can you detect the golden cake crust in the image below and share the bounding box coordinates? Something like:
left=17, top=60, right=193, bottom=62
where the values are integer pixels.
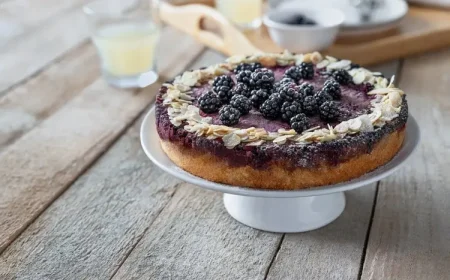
left=160, top=128, right=405, bottom=190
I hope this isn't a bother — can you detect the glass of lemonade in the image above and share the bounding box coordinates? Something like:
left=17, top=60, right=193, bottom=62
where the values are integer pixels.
left=83, top=0, right=160, bottom=88
left=215, top=0, right=263, bottom=30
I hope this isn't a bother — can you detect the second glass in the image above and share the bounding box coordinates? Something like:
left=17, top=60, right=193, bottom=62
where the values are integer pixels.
left=84, top=0, right=160, bottom=88
left=215, top=0, right=263, bottom=30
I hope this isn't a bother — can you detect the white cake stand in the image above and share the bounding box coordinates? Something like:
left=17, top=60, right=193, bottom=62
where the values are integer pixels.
left=141, top=107, right=420, bottom=233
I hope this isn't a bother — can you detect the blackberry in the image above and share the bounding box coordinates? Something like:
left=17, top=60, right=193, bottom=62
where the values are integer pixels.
left=298, top=82, right=315, bottom=97
left=260, top=98, right=281, bottom=120
left=313, top=90, right=333, bottom=106
left=219, top=105, right=241, bottom=126
left=198, top=91, right=221, bottom=114
left=332, top=69, right=352, bottom=85
left=213, top=75, right=234, bottom=102
left=250, top=88, right=270, bottom=108
left=363, top=83, right=375, bottom=93
left=230, top=95, right=251, bottom=115
left=236, top=70, right=252, bottom=85
left=281, top=101, right=302, bottom=122
left=278, top=83, right=300, bottom=102
left=231, top=82, right=251, bottom=98
left=298, top=62, right=315, bottom=80
left=322, top=79, right=341, bottom=99
left=284, top=66, right=302, bottom=81
left=319, top=101, right=340, bottom=121
left=350, top=63, right=360, bottom=69
left=274, top=77, right=295, bottom=92
left=250, top=68, right=275, bottom=89
left=302, top=96, right=318, bottom=116
left=234, top=62, right=262, bottom=74
left=268, top=93, right=283, bottom=105
left=290, top=113, right=309, bottom=134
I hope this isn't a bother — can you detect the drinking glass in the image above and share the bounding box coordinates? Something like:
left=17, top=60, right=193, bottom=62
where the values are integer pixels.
left=215, top=0, right=263, bottom=30
left=83, top=0, right=160, bottom=88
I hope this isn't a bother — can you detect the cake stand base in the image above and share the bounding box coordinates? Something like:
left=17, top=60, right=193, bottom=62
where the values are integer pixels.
left=223, top=192, right=346, bottom=233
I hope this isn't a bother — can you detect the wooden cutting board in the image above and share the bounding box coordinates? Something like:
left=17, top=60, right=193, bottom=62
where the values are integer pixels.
left=160, top=2, right=450, bottom=65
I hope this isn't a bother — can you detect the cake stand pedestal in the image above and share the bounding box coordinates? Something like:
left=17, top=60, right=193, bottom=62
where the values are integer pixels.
left=141, top=107, right=419, bottom=233
left=223, top=192, right=345, bottom=232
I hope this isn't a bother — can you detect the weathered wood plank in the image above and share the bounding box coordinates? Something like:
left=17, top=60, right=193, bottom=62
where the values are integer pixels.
left=0, top=0, right=90, bottom=45
left=361, top=49, right=450, bottom=280
left=0, top=43, right=99, bottom=150
left=0, top=49, right=218, bottom=280
left=0, top=6, right=90, bottom=94
left=264, top=61, right=400, bottom=280
left=266, top=185, right=376, bottom=280
left=0, top=117, right=182, bottom=280
left=0, top=29, right=204, bottom=253
left=0, top=27, right=184, bottom=152
left=112, top=184, right=283, bottom=280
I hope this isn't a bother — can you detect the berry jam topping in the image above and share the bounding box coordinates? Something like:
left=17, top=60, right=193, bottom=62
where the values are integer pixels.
left=189, top=64, right=374, bottom=133
left=213, top=75, right=234, bottom=102
left=230, top=94, right=252, bottom=115
left=219, top=105, right=241, bottom=126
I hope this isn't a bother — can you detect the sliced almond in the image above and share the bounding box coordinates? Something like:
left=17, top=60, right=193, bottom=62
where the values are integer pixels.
left=273, top=135, right=288, bottom=145
left=223, top=133, right=241, bottom=149
left=246, top=140, right=265, bottom=146
left=388, top=90, right=402, bottom=107
left=358, top=115, right=374, bottom=132
left=316, top=60, right=330, bottom=69
left=327, top=60, right=351, bottom=70
left=334, top=122, right=349, bottom=134
left=352, top=71, right=366, bottom=84
left=348, top=118, right=362, bottom=131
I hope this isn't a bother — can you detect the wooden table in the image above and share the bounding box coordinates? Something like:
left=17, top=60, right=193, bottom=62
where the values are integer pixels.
left=0, top=2, right=449, bottom=279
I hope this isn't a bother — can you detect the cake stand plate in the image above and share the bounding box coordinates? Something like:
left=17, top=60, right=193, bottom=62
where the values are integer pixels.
left=141, top=107, right=420, bottom=233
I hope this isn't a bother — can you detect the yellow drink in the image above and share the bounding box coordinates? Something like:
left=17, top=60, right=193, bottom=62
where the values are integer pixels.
left=216, top=0, right=262, bottom=28
left=93, top=22, right=159, bottom=76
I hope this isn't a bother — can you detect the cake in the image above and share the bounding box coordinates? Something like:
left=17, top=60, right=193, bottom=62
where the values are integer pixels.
left=155, top=51, right=408, bottom=190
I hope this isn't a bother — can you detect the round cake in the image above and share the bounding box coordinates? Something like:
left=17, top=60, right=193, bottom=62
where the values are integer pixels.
left=155, top=51, right=408, bottom=190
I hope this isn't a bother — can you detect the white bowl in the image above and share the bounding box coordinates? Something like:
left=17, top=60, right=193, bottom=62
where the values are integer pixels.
left=263, top=7, right=344, bottom=53
left=277, top=0, right=409, bottom=37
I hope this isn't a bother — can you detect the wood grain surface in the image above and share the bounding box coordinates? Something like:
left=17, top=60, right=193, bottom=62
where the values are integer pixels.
left=1, top=2, right=449, bottom=278
left=113, top=184, right=283, bottom=280
left=0, top=43, right=99, bottom=150
left=361, top=48, right=450, bottom=280
left=160, top=3, right=450, bottom=65
left=0, top=117, right=182, bottom=279
left=0, top=28, right=204, bottom=253
left=0, top=6, right=90, bottom=94
left=0, top=0, right=89, bottom=45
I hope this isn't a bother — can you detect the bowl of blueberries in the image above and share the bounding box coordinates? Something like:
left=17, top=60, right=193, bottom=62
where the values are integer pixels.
left=263, top=6, right=344, bottom=52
